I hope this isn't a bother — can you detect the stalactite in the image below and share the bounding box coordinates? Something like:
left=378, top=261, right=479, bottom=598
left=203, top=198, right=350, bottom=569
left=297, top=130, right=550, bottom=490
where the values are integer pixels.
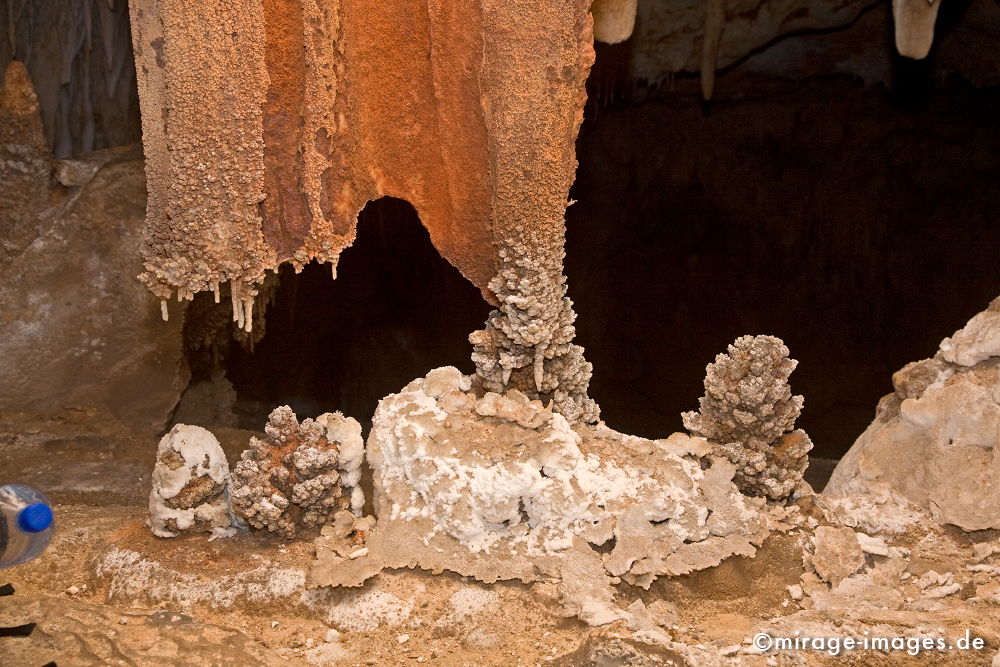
left=700, top=0, right=726, bottom=101
left=892, top=0, right=943, bottom=59
left=128, top=0, right=602, bottom=423
left=591, top=0, right=638, bottom=45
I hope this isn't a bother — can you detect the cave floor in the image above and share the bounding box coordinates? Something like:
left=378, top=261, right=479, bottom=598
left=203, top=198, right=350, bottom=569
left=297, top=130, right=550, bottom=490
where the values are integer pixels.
left=2, top=410, right=999, bottom=666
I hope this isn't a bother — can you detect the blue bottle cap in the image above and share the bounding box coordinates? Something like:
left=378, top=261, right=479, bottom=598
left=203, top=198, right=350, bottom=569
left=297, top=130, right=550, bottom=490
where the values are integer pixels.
left=17, top=503, right=53, bottom=533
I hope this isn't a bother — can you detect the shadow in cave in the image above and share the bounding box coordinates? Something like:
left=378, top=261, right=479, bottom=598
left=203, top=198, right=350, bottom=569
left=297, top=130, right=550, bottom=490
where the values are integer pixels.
left=567, top=73, right=1000, bottom=464
left=184, top=197, right=490, bottom=432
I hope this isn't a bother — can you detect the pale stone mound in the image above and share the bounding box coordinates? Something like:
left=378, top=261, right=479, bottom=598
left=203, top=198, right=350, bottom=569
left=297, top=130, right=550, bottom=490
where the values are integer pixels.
left=826, top=297, right=1000, bottom=531
left=311, top=367, right=776, bottom=623
left=148, top=424, right=239, bottom=540
left=231, top=407, right=365, bottom=539
left=809, top=526, right=865, bottom=585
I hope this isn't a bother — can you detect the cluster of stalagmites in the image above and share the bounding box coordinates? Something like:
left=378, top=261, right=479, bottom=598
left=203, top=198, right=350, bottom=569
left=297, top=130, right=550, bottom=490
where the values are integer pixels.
left=470, top=252, right=599, bottom=426
left=150, top=335, right=813, bottom=548
left=149, top=406, right=365, bottom=540
left=683, top=335, right=812, bottom=501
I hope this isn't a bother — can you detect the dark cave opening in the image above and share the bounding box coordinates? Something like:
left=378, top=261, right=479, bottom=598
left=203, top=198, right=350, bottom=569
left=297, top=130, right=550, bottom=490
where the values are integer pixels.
left=567, top=51, right=1000, bottom=461
left=180, top=197, right=490, bottom=432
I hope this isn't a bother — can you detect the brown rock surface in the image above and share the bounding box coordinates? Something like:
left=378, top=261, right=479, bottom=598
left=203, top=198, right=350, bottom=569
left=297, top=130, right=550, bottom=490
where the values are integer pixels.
left=128, top=0, right=595, bottom=307
left=0, top=68, right=187, bottom=432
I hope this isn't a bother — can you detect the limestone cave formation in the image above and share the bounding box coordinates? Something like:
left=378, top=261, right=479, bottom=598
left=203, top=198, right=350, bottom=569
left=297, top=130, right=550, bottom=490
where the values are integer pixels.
left=1, top=1, right=1000, bottom=665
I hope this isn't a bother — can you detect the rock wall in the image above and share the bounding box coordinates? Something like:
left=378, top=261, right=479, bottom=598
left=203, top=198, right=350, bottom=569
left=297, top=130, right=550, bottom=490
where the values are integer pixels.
left=0, top=62, right=187, bottom=432
left=631, top=0, right=874, bottom=84
left=622, top=0, right=996, bottom=97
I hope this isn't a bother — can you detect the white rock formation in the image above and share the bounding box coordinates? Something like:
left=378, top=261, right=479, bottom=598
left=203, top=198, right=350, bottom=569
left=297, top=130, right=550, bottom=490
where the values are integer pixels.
left=939, top=297, right=1000, bottom=367
left=148, top=424, right=239, bottom=540
left=375, top=367, right=765, bottom=565
left=826, top=297, right=1000, bottom=531
left=311, top=367, right=774, bottom=621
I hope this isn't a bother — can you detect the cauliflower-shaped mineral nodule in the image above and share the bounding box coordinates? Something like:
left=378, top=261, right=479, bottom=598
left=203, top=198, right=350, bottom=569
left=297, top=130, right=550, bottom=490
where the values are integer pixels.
left=230, top=406, right=364, bottom=538
left=682, top=335, right=812, bottom=500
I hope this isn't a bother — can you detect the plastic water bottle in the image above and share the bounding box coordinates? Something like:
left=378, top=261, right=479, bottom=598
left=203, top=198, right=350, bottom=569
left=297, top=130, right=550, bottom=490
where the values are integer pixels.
left=0, top=484, right=54, bottom=569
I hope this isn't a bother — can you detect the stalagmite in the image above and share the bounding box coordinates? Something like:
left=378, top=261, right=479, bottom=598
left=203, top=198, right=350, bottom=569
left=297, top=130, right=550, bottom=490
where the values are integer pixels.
left=591, top=0, right=638, bottom=45
left=0, top=60, right=51, bottom=258
left=892, top=0, right=943, bottom=59
left=683, top=335, right=813, bottom=501
left=148, top=425, right=240, bottom=540
left=700, top=0, right=726, bottom=101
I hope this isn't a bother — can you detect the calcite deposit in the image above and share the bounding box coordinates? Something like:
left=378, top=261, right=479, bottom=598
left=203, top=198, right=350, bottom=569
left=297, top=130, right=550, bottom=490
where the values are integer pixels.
left=893, top=0, right=944, bottom=59
left=809, top=525, right=865, bottom=585
left=310, top=367, right=783, bottom=623
left=591, top=0, right=638, bottom=44
left=683, top=335, right=813, bottom=501
left=148, top=425, right=240, bottom=540
left=126, top=0, right=591, bottom=305
left=3, top=0, right=1000, bottom=663
left=827, top=296, right=1000, bottom=531
left=230, top=406, right=365, bottom=538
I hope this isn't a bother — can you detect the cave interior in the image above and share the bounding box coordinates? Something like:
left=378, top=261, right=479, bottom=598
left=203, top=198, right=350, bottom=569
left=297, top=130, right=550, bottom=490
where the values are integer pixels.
left=1, top=0, right=1000, bottom=663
